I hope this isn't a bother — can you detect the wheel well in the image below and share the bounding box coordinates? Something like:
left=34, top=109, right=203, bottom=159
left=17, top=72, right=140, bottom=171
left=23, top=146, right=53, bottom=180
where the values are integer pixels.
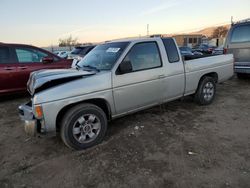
left=195, top=72, right=218, bottom=94
left=200, top=72, right=218, bottom=83
left=56, top=99, right=111, bottom=132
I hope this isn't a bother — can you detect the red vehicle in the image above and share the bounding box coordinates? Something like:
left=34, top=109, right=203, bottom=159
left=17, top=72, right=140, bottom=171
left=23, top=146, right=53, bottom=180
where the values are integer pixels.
left=0, top=43, right=72, bottom=95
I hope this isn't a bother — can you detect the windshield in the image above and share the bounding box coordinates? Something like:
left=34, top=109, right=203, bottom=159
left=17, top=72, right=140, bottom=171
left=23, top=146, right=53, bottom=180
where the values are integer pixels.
left=77, top=42, right=129, bottom=70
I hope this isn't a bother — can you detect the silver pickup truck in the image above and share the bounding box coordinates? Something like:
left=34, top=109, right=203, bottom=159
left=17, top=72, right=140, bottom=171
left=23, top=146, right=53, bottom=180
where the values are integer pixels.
left=19, top=37, right=234, bottom=150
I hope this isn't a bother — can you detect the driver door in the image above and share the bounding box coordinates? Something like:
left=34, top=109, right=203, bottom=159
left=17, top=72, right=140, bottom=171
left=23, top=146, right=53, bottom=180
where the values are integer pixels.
left=112, top=41, right=165, bottom=115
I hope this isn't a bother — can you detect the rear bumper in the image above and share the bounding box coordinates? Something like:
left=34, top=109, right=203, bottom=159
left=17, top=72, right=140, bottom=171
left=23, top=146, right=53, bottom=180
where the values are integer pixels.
left=234, top=62, right=250, bottom=74
left=235, top=66, right=250, bottom=74
left=19, top=103, right=39, bottom=136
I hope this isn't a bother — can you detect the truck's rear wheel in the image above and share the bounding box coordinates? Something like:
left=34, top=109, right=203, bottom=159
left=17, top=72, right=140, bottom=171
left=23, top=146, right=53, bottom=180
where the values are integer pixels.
left=60, top=103, right=107, bottom=150
left=195, top=77, right=216, bottom=105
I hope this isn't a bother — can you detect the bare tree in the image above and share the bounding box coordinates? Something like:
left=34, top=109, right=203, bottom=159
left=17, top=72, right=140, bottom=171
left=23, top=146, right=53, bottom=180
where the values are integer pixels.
left=59, top=35, right=78, bottom=49
left=212, top=26, right=228, bottom=38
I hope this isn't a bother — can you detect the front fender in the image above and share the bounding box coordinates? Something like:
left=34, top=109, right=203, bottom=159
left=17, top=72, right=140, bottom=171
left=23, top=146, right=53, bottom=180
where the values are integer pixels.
left=41, top=90, right=114, bottom=133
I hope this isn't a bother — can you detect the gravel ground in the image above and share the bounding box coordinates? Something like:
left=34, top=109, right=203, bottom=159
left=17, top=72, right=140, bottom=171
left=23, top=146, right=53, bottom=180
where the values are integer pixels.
left=0, top=77, right=250, bottom=188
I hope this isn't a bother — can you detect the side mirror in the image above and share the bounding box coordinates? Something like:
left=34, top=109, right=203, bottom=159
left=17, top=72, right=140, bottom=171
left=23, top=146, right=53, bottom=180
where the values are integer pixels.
left=42, top=57, right=54, bottom=64
left=117, top=61, right=132, bottom=74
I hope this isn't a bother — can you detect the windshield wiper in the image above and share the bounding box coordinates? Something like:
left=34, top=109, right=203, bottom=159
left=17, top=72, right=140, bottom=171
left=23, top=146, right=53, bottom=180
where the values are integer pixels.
left=82, top=65, right=100, bottom=72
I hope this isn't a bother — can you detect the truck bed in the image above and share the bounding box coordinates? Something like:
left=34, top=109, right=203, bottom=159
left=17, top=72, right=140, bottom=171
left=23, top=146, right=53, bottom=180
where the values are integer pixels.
left=183, top=54, right=219, bottom=61
left=184, top=54, right=234, bottom=95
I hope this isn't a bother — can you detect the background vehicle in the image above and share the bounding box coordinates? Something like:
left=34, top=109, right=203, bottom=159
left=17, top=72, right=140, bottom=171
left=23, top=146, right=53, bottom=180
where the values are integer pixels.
left=179, top=46, right=203, bottom=56
left=212, top=45, right=224, bottom=55
left=54, top=51, right=70, bottom=59
left=19, top=37, right=234, bottom=150
left=193, top=44, right=216, bottom=54
left=0, top=43, right=72, bottom=95
left=68, top=45, right=95, bottom=61
left=224, top=18, right=250, bottom=78
left=68, top=45, right=96, bottom=68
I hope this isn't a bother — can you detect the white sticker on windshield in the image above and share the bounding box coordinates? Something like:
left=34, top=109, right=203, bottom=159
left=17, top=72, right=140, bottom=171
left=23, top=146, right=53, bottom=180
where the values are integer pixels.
left=106, top=48, right=120, bottom=53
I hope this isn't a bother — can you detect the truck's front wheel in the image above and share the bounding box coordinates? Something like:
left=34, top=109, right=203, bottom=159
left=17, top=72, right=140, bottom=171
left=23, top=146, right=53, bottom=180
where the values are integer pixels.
left=195, top=77, right=216, bottom=105
left=60, top=103, right=107, bottom=150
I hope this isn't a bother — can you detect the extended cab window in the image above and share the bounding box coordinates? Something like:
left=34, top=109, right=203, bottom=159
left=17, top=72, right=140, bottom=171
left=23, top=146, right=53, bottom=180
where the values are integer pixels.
left=162, top=38, right=180, bottom=63
left=123, top=42, right=162, bottom=71
left=15, top=48, right=48, bottom=63
left=231, top=25, right=250, bottom=43
left=0, top=47, right=10, bottom=64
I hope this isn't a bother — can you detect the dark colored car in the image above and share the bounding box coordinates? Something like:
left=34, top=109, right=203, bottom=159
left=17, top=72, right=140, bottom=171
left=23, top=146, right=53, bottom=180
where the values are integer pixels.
left=67, top=45, right=96, bottom=60
left=212, top=46, right=224, bottom=55
left=0, top=43, right=72, bottom=95
left=179, top=46, right=203, bottom=56
left=193, top=44, right=216, bottom=54
left=224, top=18, right=250, bottom=78
left=179, top=46, right=193, bottom=56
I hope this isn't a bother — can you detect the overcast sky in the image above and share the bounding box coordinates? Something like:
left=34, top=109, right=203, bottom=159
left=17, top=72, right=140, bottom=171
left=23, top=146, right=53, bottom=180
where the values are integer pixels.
left=0, top=0, right=249, bottom=46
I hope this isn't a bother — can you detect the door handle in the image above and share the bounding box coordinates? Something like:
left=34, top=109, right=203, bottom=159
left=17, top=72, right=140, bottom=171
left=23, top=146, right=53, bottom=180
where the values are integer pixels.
left=158, top=75, right=165, bottom=79
left=18, top=66, right=28, bottom=70
left=4, top=67, right=14, bottom=70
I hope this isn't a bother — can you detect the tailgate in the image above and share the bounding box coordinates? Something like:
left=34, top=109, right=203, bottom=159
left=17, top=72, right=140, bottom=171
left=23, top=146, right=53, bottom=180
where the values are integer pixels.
left=228, top=42, right=250, bottom=66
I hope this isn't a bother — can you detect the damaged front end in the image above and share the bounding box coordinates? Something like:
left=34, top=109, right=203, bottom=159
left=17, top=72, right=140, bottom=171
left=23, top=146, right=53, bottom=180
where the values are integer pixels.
left=18, top=101, right=45, bottom=136
left=27, top=69, right=95, bottom=96
left=19, top=69, right=96, bottom=136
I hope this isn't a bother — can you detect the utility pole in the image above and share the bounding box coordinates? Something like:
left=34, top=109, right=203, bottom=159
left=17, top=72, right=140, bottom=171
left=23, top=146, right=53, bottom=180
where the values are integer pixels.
left=147, top=24, right=149, bottom=36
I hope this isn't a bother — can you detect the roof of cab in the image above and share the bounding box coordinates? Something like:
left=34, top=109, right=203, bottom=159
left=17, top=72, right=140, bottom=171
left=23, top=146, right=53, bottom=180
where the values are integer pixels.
left=107, top=36, right=168, bottom=43
left=232, top=18, right=250, bottom=26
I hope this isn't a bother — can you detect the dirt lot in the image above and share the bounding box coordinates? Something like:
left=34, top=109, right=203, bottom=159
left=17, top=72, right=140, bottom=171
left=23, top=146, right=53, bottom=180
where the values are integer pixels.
left=0, top=77, right=250, bottom=188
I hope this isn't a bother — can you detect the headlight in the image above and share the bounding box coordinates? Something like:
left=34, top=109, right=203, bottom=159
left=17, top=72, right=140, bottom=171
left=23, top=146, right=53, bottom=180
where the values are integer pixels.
left=34, top=105, right=43, bottom=119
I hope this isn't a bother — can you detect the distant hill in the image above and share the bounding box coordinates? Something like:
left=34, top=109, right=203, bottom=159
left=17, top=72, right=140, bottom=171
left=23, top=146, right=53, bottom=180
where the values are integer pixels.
left=190, top=24, right=231, bottom=37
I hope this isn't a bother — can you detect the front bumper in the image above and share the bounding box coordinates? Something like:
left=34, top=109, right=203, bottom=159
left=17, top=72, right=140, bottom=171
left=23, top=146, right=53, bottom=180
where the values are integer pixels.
left=19, top=102, right=39, bottom=136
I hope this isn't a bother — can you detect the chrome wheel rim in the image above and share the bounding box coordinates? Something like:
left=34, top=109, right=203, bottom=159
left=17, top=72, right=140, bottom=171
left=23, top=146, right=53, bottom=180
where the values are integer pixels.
left=203, top=82, right=214, bottom=101
left=72, top=114, right=101, bottom=144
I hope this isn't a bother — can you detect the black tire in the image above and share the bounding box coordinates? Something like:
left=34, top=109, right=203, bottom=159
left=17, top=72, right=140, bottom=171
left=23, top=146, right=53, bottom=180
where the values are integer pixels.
left=237, top=73, right=247, bottom=79
left=60, top=103, right=107, bottom=150
left=195, top=77, right=216, bottom=105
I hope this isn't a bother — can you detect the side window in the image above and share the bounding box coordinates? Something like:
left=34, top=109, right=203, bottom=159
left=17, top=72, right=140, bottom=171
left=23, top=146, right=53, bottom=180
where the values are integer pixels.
left=0, top=47, right=10, bottom=64
left=123, top=42, right=162, bottom=72
left=231, top=25, right=250, bottom=43
left=15, top=48, right=48, bottom=63
left=162, top=38, right=180, bottom=63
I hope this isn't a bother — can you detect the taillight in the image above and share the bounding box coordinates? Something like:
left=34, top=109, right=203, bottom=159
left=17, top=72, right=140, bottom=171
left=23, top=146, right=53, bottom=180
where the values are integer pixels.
left=223, top=48, right=228, bottom=54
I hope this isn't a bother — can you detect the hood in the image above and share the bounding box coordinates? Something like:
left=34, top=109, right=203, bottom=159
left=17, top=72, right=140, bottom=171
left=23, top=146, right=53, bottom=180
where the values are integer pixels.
left=27, top=69, right=95, bottom=95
